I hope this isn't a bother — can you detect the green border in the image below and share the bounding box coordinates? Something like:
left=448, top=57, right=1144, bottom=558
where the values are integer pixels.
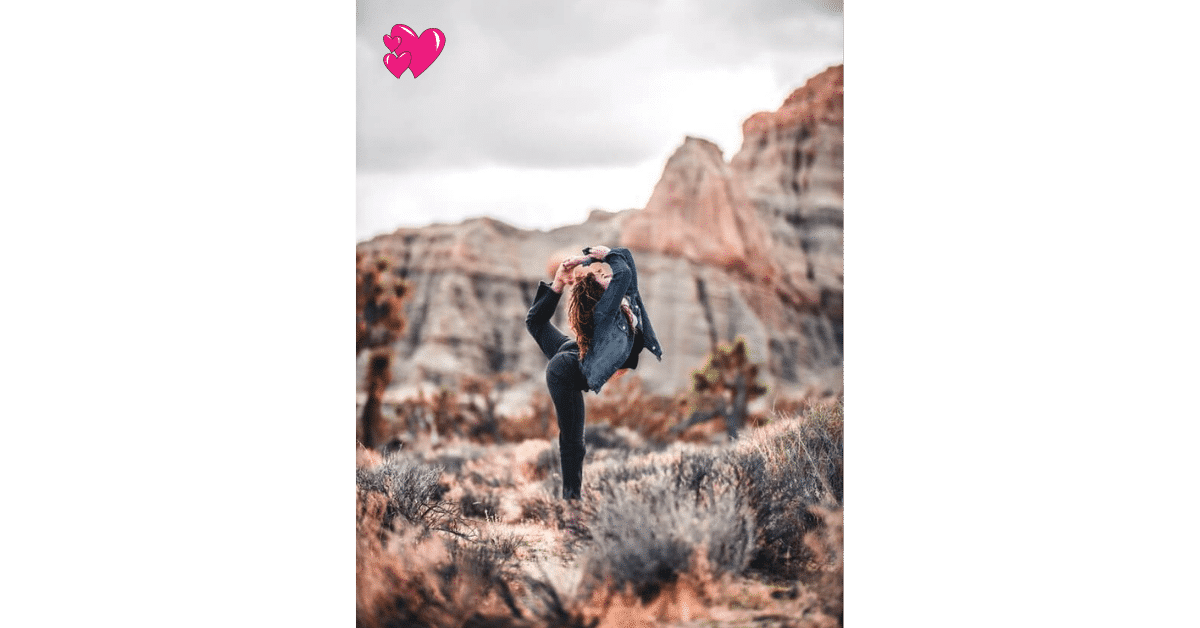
left=7, top=2, right=348, bottom=624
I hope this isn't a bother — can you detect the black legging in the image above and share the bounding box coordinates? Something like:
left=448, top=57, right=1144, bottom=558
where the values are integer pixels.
left=544, top=342, right=588, bottom=500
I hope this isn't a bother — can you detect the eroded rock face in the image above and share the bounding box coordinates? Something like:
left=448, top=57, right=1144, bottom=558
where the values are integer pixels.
left=732, top=64, right=843, bottom=327
left=356, top=211, right=631, bottom=397
left=357, top=65, right=844, bottom=401
left=620, top=137, right=775, bottom=283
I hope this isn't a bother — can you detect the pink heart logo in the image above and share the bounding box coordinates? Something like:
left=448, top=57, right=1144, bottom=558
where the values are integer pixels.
left=387, top=24, right=446, bottom=78
left=383, top=50, right=411, bottom=79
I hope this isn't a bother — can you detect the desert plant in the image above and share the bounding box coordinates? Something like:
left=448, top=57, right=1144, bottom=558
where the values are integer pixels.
left=580, top=447, right=757, bottom=602
left=356, top=254, right=411, bottom=449
left=358, top=402, right=844, bottom=627
left=676, top=337, right=770, bottom=439
left=582, top=423, right=647, bottom=452
left=356, top=451, right=459, bottom=536
left=731, top=402, right=844, bottom=580
left=357, top=477, right=594, bottom=628
left=461, top=373, right=516, bottom=443
left=802, top=505, right=844, bottom=623
left=585, top=374, right=691, bottom=445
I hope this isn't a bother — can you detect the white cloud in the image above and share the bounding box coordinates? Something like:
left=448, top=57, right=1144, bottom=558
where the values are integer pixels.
left=356, top=0, right=842, bottom=235
left=357, top=161, right=666, bottom=239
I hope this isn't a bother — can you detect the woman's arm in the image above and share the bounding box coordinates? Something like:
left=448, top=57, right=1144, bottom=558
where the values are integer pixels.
left=526, top=255, right=589, bottom=360
left=590, top=247, right=635, bottom=329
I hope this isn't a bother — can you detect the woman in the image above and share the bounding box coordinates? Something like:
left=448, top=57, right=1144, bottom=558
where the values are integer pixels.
left=525, top=245, right=663, bottom=500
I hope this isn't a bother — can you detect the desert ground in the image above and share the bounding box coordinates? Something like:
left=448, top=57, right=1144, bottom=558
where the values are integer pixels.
left=356, top=386, right=843, bottom=628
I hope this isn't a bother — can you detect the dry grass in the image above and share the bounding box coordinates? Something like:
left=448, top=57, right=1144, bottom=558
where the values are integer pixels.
left=356, top=401, right=844, bottom=628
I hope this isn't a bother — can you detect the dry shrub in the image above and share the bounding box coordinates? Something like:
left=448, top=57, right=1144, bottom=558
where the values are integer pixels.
left=583, top=423, right=647, bottom=452
left=585, top=375, right=694, bottom=444
left=568, top=406, right=843, bottom=618
left=498, top=391, right=558, bottom=443
left=802, top=505, right=843, bottom=623
left=518, top=492, right=557, bottom=526
left=580, top=571, right=714, bottom=628
left=717, top=506, right=844, bottom=628
left=731, top=402, right=844, bottom=581
left=421, top=438, right=561, bottom=525
left=772, top=390, right=846, bottom=423
left=532, top=443, right=558, bottom=480
left=355, top=472, right=453, bottom=627
left=356, top=506, right=532, bottom=628
left=384, top=542, right=594, bottom=627
left=357, top=447, right=592, bottom=628
left=388, top=383, right=560, bottom=449
left=460, top=489, right=503, bottom=520
left=418, top=440, right=490, bottom=474
left=579, top=447, right=757, bottom=603
left=357, top=396, right=844, bottom=627
left=356, top=451, right=458, bottom=535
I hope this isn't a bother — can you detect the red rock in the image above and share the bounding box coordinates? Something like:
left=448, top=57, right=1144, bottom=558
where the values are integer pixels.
left=357, top=66, right=845, bottom=404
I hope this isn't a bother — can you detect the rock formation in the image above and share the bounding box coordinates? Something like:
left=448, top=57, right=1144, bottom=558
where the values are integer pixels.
left=732, top=63, right=843, bottom=331
left=621, top=136, right=774, bottom=282
left=357, top=65, right=844, bottom=405
left=731, top=64, right=844, bottom=392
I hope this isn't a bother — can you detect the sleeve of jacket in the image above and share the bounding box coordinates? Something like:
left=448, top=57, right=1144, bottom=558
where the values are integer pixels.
left=526, top=281, right=570, bottom=360
left=592, top=247, right=636, bottom=329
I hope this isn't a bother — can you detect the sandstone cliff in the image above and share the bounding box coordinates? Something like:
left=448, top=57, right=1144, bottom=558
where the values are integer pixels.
left=732, top=63, right=843, bottom=329
left=357, top=65, right=844, bottom=404
left=621, top=136, right=774, bottom=281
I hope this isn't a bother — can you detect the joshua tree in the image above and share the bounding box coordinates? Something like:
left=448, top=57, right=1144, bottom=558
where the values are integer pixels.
left=460, top=373, right=515, bottom=443
left=355, top=253, right=410, bottom=449
left=674, top=337, right=769, bottom=439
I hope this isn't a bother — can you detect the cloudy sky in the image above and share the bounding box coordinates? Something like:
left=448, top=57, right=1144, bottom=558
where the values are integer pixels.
left=357, top=0, right=843, bottom=240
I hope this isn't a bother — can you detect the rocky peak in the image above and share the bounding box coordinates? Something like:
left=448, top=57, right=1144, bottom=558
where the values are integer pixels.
left=620, top=137, right=775, bottom=282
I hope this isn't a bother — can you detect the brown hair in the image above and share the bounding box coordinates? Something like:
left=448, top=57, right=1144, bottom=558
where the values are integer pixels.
left=567, top=272, right=606, bottom=361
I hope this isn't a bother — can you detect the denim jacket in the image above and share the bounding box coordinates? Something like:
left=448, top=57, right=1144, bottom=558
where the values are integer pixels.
left=526, top=247, right=663, bottom=393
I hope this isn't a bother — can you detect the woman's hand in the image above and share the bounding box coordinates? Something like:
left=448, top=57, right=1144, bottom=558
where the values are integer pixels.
left=583, top=245, right=611, bottom=260
left=551, top=255, right=591, bottom=293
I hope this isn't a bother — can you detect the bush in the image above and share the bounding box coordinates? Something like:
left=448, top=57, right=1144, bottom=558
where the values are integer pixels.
left=583, top=423, right=647, bottom=451
left=356, top=451, right=457, bottom=535
left=576, top=404, right=844, bottom=597
left=731, top=402, right=844, bottom=580
left=585, top=374, right=693, bottom=445
left=579, top=446, right=757, bottom=602
left=355, top=401, right=845, bottom=627
left=356, top=449, right=590, bottom=628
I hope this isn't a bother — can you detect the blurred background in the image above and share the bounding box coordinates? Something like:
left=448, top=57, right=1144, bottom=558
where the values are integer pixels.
left=357, top=0, right=844, bottom=449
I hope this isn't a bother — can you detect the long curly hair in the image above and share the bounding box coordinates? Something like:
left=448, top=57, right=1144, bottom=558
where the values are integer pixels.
left=568, top=272, right=607, bottom=361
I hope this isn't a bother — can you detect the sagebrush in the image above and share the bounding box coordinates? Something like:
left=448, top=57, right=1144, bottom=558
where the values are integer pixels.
left=355, top=402, right=844, bottom=627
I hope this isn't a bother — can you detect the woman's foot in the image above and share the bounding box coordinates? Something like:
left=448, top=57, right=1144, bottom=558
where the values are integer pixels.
left=559, top=497, right=591, bottom=539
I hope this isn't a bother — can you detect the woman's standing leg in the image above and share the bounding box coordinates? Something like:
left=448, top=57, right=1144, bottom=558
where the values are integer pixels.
left=546, top=351, right=587, bottom=500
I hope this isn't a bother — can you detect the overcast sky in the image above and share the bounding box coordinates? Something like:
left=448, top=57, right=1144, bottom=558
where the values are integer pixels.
left=357, top=0, right=843, bottom=240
